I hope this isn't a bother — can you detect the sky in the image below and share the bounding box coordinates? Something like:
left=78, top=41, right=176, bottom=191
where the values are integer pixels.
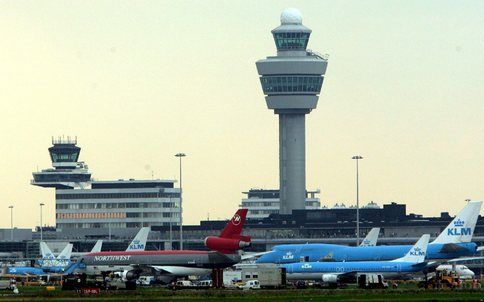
left=0, top=1, right=483, bottom=229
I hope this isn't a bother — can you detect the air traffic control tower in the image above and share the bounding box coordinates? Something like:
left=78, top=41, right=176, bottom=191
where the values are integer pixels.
left=256, top=8, right=328, bottom=214
left=32, top=137, right=91, bottom=189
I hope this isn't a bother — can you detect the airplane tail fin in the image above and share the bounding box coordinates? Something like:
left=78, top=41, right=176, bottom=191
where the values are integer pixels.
left=57, top=244, right=73, bottom=260
left=432, top=201, right=482, bottom=244
left=126, top=227, right=150, bottom=251
left=392, top=234, right=430, bottom=263
left=40, top=242, right=55, bottom=259
left=90, top=240, right=103, bottom=253
left=359, top=228, right=380, bottom=247
left=204, top=209, right=250, bottom=253
left=219, top=209, right=249, bottom=241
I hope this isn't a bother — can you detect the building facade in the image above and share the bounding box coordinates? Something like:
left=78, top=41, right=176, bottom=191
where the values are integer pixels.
left=55, top=180, right=180, bottom=229
left=32, top=138, right=181, bottom=230
left=241, top=189, right=320, bottom=219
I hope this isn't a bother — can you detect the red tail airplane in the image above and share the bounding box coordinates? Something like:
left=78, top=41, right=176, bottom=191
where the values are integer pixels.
left=69, top=209, right=250, bottom=279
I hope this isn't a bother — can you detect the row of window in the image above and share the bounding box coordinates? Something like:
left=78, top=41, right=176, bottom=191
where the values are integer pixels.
left=57, top=212, right=126, bottom=219
left=58, top=223, right=125, bottom=229
left=56, top=192, right=179, bottom=200
left=126, top=212, right=178, bottom=218
left=56, top=202, right=179, bottom=210
left=51, top=152, right=79, bottom=163
left=249, top=210, right=278, bottom=215
left=242, top=201, right=320, bottom=208
left=260, top=75, right=323, bottom=94
left=273, top=32, right=310, bottom=50
left=241, top=202, right=280, bottom=207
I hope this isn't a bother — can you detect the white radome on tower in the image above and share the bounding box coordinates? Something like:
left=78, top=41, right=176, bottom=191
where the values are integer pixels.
left=280, top=7, right=302, bottom=25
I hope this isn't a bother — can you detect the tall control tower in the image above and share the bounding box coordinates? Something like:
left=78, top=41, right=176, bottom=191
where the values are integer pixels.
left=256, top=8, right=328, bottom=214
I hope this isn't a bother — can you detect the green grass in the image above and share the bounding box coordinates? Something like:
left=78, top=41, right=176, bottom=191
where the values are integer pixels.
left=0, top=286, right=482, bottom=301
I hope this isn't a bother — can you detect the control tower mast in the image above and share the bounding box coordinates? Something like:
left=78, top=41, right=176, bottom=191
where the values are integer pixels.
left=256, top=8, right=328, bottom=214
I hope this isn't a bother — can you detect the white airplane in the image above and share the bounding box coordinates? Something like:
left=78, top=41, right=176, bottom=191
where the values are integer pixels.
left=436, top=264, right=475, bottom=279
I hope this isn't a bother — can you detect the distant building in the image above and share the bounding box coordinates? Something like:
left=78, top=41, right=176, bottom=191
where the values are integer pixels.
left=32, top=138, right=180, bottom=229
left=240, top=189, right=320, bottom=219
left=55, top=180, right=180, bottom=229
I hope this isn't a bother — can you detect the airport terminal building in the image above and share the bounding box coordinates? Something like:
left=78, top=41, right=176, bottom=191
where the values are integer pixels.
left=32, top=138, right=181, bottom=230
left=241, top=189, right=321, bottom=219
left=55, top=180, right=180, bottom=229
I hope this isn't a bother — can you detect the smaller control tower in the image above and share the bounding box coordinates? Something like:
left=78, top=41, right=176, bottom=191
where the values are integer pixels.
left=32, top=137, right=91, bottom=189
left=256, top=8, right=328, bottom=215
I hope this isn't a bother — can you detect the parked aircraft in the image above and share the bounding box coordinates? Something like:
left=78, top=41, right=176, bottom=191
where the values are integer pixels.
left=5, top=227, right=151, bottom=276
left=283, top=234, right=430, bottom=282
left=257, top=201, right=482, bottom=264
left=64, top=209, right=250, bottom=280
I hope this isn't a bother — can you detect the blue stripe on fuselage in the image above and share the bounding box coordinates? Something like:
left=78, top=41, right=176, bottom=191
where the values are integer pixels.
left=257, top=242, right=477, bottom=264
left=283, top=260, right=427, bottom=274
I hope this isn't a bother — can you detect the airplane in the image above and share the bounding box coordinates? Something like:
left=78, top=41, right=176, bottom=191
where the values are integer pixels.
left=5, top=227, right=151, bottom=277
left=283, top=234, right=430, bottom=282
left=335, top=223, right=476, bottom=279
left=257, top=201, right=482, bottom=264
left=64, top=209, right=250, bottom=281
left=436, top=264, right=475, bottom=280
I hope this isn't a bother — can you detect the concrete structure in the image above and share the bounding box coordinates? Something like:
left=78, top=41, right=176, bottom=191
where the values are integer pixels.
left=32, top=138, right=180, bottom=230
left=256, top=8, right=328, bottom=214
left=240, top=189, right=320, bottom=219
left=32, top=137, right=91, bottom=189
left=55, top=180, right=180, bottom=229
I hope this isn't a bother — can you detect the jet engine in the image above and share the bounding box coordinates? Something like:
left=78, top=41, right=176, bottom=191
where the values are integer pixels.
left=204, top=236, right=251, bottom=253
left=322, top=274, right=338, bottom=283
left=121, top=269, right=140, bottom=281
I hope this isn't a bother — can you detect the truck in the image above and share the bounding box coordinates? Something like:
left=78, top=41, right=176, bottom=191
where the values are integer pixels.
left=225, top=264, right=286, bottom=288
left=357, top=274, right=388, bottom=289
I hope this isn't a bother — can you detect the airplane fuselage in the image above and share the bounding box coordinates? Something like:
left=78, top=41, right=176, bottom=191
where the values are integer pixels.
left=257, top=242, right=477, bottom=264
left=283, top=261, right=427, bottom=280
left=77, top=250, right=240, bottom=274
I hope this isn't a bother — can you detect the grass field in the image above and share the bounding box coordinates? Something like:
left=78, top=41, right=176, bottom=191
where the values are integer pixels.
left=0, top=286, right=483, bottom=302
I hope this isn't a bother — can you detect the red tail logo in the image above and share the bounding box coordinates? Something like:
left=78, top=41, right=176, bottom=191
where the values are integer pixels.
left=231, top=214, right=242, bottom=226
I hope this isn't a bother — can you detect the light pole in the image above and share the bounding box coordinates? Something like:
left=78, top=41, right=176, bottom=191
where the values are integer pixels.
left=175, top=153, right=186, bottom=250
left=39, top=203, right=45, bottom=241
left=352, top=155, right=363, bottom=245
left=169, top=196, right=173, bottom=250
left=9, top=206, right=13, bottom=241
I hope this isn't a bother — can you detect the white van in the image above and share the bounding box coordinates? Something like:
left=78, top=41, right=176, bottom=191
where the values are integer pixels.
left=237, top=280, right=260, bottom=290
left=137, top=276, right=154, bottom=286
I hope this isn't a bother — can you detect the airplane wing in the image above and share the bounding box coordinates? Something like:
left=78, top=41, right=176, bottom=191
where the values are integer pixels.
left=240, top=251, right=272, bottom=260
left=426, top=256, right=484, bottom=269
left=446, top=256, right=484, bottom=263
left=150, top=266, right=211, bottom=276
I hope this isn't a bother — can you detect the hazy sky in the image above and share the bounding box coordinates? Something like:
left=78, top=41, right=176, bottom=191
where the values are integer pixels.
left=1, top=1, right=483, bottom=228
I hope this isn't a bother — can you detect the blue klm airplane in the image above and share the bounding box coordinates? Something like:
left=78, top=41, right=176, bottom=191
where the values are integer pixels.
left=6, top=227, right=151, bottom=276
left=283, top=234, right=430, bottom=282
left=257, top=201, right=482, bottom=264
